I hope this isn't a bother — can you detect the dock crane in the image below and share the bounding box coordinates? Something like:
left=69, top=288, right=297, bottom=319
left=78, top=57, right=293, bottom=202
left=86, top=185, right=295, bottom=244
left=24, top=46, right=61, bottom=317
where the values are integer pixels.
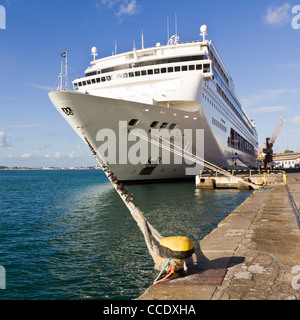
left=258, top=114, right=286, bottom=168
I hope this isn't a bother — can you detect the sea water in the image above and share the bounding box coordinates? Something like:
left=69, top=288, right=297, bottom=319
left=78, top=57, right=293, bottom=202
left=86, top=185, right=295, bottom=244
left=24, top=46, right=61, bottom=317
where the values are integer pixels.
left=0, top=170, right=251, bottom=300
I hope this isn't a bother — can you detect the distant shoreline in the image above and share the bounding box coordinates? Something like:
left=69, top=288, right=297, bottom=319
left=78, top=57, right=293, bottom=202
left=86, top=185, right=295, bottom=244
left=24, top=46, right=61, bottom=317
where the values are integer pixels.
left=0, top=167, right=101, bottom=171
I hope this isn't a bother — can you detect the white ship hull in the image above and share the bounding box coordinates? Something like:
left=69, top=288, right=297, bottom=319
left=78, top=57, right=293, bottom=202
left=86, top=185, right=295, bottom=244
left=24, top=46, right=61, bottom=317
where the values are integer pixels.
left=49, top=90, right=257, bottom=182
left=49, top=31, right=258, bottom=181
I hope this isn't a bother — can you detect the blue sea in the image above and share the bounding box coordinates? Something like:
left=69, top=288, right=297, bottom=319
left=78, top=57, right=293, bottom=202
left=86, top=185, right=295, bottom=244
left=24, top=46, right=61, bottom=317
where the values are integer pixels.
left=0, top=170, right=251, bottom=300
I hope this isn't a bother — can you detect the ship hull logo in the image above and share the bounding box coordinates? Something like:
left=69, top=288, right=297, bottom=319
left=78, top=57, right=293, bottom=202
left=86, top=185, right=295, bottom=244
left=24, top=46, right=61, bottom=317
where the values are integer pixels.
left=61, top=107, right=74, bottom=116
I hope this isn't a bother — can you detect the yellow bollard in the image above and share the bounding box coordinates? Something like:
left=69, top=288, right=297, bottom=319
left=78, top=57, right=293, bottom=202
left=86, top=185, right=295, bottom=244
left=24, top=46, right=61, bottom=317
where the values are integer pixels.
left=283, top=172, right=287, bottom=185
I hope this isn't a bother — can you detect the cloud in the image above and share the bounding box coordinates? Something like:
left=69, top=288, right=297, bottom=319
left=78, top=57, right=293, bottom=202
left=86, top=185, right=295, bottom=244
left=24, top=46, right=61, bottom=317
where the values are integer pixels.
left=291, top=116, right=300, bottom=124
left=101, top=0, right=140, bottom=17
left=21, top=153, right=32, bottom=159
left=68, top=151, right=77, bottom=159
left=34, top=144, right=51, bottom=150
left=116, top=0, right=139, bottom=17
left=0, top=131, right=11, bottom=147
left=250, top=106, right=289, bottom=114
left=54, top=152, right=61, bottom=159
left=28, top=83, right=56, bottom=91
left=263, top=3, right=292, bottom=26
left=242, top=88, right=300, bottom=109
left=264, top=88, right=300, bottom=95
left=8, top=123, right=42, bottom=129
left=101, top=0, right=116, bottom=8
left=68, top=145, right=82, bottom=158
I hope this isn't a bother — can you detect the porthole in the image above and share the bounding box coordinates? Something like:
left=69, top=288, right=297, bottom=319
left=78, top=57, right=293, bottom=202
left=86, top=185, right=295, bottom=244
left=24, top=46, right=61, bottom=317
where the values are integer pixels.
left=150, top=121, right=159, bottom=128
left=128, top=119, right=139, bottom=126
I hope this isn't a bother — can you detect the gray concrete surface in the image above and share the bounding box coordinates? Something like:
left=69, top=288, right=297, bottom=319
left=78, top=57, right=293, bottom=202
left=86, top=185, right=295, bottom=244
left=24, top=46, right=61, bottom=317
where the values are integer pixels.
left=137, top=173, right=300, bottom=300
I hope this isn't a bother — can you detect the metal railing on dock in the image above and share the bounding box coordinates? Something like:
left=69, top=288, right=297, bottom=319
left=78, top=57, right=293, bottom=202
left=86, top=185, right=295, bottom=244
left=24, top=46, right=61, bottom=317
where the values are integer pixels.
left=197, top=169, right=287, bottom=190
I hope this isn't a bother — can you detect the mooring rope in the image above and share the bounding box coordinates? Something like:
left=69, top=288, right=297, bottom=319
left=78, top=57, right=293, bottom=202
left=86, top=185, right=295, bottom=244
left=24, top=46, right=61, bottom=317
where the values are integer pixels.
left=79, top=125, right=260, bottom=268
left=80, top=130, right=163, bottom=265
left=130, top=129, right=260, bottom=190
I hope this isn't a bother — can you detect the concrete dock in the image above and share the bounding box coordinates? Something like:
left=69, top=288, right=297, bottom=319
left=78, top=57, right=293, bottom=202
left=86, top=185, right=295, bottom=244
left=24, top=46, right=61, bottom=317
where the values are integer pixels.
left=137, top=172, right=300, bottom=300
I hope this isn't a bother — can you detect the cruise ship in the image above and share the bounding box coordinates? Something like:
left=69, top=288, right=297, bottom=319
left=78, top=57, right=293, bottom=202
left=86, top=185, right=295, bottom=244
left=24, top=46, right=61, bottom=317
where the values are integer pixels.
left=49, top=25, right=258, bottom=182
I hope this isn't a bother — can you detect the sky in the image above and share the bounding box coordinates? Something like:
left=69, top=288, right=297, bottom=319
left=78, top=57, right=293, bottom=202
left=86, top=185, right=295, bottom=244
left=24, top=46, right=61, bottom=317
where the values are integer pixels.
left=0, top=0, right=300, bottom=168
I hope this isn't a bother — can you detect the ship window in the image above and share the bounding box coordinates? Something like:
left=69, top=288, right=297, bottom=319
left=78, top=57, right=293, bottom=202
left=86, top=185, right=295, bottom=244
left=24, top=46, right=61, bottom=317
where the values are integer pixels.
left=89, top=55, right=206, bottom=76
left=92, top=79, right=96, bottom=84
left=123, top=73, right=128, bottom=78
left=106, top=76, right=112, bottom=81
left=135, top=71, right=141, bottom=76
left=189, top=65, right=195, bottom=71
left=161, top=68, right=167, bottom=73
left=83, top=81, right=86, bottom=86
left=96, top=78, right=100, bottom=83
left=87, top=80, right=91, bottom=85
left=139, top=167, right=156, bottom=175
left=128, top=119, right=139, bottom=126
left=196, top=64, right=202, bottom=70
left=203, top=64, right=210, bottom=73
left=175, top=66, right=180, bottom=72
left=141, top=70, right=147, bottom=76
left=168, top=67, right=173, bottom=73
left=150, top=121, right=159, bottom=128
left=160, top=122, right=168, bottom=129
left=129, top=72, right=134, bottom=78
left=78, top=82, right=82, bottom=87
left=169, top=123, right=177, bottom=129
left=154, top=68, right=160, bottom=74
left=101, top=77, right=106, bottom=82
left=148, top=69, right=154, bottom=75
left=86, top=71, right=97, bottom=77
left=182, top=65, right=188, bottom=71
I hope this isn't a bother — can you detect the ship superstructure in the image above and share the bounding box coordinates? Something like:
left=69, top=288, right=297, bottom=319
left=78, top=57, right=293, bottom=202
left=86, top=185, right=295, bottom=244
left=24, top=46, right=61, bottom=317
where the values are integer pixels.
left=49, top=25, right=258, bottom=182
